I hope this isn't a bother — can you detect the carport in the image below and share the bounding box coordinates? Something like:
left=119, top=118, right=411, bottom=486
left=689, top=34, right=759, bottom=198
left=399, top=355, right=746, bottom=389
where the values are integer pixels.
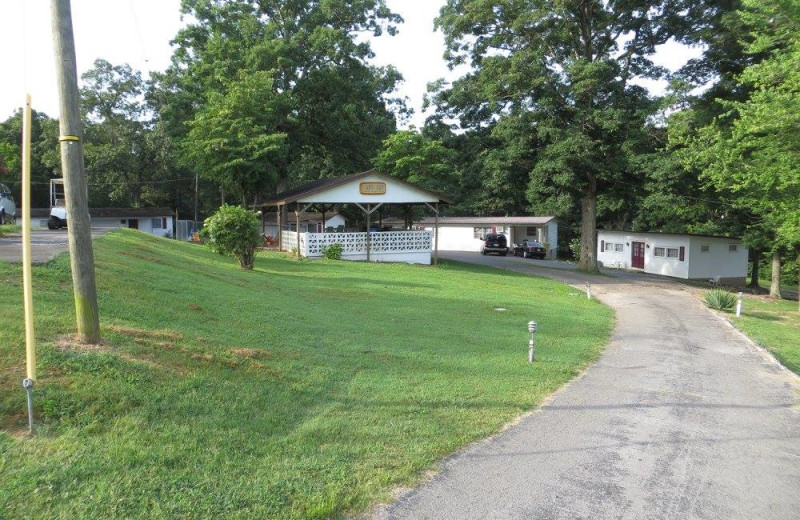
left=261, top=170, right=453, bottom=265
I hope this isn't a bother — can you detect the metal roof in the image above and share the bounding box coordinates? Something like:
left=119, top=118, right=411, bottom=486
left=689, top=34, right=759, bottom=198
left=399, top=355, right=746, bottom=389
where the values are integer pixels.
left=262, top=169, right=454, bottom=206
left=598, top=229, right=743, bottom=241
left=385, top=216, right=556, bottom=225
left=31, top=208, right=174, bottom=218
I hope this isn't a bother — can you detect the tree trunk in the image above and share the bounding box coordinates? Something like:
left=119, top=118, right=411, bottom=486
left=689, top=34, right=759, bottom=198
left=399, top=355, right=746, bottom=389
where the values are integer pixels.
left=579, top=179, right=598, bottom=272
left=770, top=250, right=782, bottom=299
left=748, top=249, right=761, bottom=288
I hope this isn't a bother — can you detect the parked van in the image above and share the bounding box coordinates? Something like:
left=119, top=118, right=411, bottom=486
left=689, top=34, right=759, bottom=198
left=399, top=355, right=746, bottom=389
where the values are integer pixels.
left=0, top=183, right=16, bottom=224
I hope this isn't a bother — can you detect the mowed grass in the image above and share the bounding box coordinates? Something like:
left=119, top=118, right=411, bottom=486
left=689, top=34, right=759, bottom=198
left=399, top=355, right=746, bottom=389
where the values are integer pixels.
left=0, top=230, right=613, bottom=519
left=731, top=296, right=800, bottom=374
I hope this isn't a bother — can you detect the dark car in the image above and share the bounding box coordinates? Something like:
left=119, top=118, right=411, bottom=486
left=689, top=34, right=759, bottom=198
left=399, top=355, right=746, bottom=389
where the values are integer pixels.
left=513, top=240, right=547, bottom=259
left=481, top=233, right=508, bottom=256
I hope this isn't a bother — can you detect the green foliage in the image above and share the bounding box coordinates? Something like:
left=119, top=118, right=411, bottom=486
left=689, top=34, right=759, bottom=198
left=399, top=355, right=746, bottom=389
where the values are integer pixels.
left=0, top=230, right=613, bottom=519
left=569, top=238, right=582, bottom=261
left=433, top=0, right=709, bottom=269
left=680, top=0, right=800, bottom=254
left=705, top=289, right=737, bottom=311
left=156, top=0, right=402, bottom=197
left=321, top=242, right=343, bottom=260
left=200, top=205, right=261, bottom=269
left=80, top=59, right=175, bottom=208
left=184, top=71, right=287, bottom=203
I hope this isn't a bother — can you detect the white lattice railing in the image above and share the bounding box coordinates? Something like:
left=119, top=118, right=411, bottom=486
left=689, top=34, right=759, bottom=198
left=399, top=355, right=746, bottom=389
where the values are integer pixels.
left=303, top=231, right=431, bottom=257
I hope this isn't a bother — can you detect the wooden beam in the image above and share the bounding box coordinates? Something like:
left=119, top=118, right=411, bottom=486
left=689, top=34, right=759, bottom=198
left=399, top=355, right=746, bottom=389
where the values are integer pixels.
left=277, top=204, right=283, bottom=250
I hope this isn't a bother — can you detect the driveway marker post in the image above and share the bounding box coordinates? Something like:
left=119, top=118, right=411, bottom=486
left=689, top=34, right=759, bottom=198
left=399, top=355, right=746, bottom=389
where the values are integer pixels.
left=528, top=321, right=537, bottom=363
left=736, top=292, right=743, bottom=317
left=585, top=282, right=592, bottom=300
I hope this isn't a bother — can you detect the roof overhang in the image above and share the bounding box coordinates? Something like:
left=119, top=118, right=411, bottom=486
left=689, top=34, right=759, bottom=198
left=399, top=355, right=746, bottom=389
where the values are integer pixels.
left=262, top=170, right=453, bottom=207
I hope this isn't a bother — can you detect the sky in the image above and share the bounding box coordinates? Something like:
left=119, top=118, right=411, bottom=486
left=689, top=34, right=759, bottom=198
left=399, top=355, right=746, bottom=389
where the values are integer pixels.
left=0, top=1, right=701, bottom=128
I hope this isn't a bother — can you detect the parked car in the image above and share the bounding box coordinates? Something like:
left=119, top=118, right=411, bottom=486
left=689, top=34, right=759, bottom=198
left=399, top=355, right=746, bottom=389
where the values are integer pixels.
left=514, top=240, right=547, bottom=259
left=0, top=183, right=16, bottom=225
left=481, top=233, right=508, bottom=256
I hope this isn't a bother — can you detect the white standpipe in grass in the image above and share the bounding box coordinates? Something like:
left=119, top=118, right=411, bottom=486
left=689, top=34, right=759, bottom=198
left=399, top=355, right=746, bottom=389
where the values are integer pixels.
left=586, top=282, right=592, bottom=300
left=736, top=292, right=743, bottom=317
left=528, top=321, right=538, bottom=363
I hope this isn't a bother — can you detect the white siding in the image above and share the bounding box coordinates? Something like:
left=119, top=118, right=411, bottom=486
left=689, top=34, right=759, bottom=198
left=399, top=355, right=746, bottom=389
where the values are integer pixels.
left=300, top=173, right=440, bottom=204
left=597, top=231, right=747, bottom=281
left=687, top=237, right=748, bottom=280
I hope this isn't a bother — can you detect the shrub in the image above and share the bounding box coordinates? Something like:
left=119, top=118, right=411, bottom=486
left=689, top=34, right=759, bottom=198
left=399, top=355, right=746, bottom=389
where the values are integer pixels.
left=569, top=237, right=582, bottom=261
left=321, top=243, right=343, bottom=260
left=201, top=205, right=261, bottom=269
left=704, top=289, right=736, bottom=311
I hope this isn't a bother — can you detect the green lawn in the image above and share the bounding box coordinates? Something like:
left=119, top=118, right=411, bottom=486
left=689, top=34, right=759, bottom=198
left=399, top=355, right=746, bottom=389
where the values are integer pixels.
left=732, top=296, right=800, bottom=374
left=0, top=230, right=613, bottom=519
left=0, top=224, right=18, bottom=236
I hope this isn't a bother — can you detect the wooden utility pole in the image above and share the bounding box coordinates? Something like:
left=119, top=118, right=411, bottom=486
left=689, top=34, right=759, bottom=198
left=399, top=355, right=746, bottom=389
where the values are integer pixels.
left=51, top=0, right=100, bottom=343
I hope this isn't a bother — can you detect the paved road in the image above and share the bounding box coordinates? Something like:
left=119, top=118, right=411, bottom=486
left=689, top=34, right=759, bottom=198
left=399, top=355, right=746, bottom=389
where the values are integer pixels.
left=371, top=252, right=800, bottom=520
left=0, top=229, right=108, bottom=263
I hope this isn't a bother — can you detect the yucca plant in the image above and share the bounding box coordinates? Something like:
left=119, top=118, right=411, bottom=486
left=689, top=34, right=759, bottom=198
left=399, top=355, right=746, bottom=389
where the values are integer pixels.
left=705, top=288, right=737, bottom=311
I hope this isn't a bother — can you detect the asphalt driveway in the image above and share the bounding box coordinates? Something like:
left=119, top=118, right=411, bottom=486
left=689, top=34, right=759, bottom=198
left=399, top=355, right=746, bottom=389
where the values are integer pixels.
left=371, top=252, right=800, bottom=519
left=0, top=228, right=108, bottom=264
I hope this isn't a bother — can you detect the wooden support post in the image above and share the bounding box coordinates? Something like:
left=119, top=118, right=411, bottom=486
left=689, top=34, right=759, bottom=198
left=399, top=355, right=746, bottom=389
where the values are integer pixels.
left=321, top=204, right=326, bottom=233
left=434, top=203, right=439, bottom=266
left=295, top=202, right=301, bottom=258
left=366, top=204, right=371, bottom=262
left=51, top=0, right=100, bottom=343
left=277, top=205, right=283, bottom=250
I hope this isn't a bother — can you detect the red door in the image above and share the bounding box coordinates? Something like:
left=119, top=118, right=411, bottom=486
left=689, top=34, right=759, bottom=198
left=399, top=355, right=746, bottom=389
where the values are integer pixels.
left=631, top=241, right=645, bottom=269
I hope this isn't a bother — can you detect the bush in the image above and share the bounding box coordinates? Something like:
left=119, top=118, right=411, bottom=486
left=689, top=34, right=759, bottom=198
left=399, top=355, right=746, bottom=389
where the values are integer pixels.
left=704, top=289, right=737, bottom=311
left=201, top=205, right=261, bottom=269
left=321, top=243, right=343, bottom=260
left=569, top=237, right=581, bottom=261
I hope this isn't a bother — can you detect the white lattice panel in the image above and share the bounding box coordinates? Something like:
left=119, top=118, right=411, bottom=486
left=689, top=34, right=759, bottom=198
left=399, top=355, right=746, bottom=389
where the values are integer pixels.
left=303, top=231, right=431, bottom=257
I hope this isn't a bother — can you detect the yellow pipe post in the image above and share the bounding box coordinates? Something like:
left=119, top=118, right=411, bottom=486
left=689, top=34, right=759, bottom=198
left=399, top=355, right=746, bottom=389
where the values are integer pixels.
left=22, top=94, right=36, bottom=382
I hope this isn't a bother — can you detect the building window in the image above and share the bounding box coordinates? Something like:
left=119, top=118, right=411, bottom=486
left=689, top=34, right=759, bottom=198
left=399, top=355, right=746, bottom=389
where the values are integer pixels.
left=526, top=226, right=538, bottom=236
left=701, top=245, right=710, bottom=253
left=729, top=244, right=738, bottom=252
left=654, top=247, right=665, bottom=257
left=614, top=243, right=624, bottom=253
left=474, top=227, right=492, bottom=239
left=151, top=218, right=163, bottom=229
left=666, top=248, right=680, bottom=258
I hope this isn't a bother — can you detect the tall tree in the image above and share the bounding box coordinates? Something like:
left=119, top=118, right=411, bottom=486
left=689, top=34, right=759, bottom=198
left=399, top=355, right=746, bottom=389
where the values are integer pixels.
left=153, top=0, right=403, bottom=204
left=686, top=0, right=800, bottom=305
left=434, top=0, right=724, bottom=271
left=80, top=59, right=173, bottom=207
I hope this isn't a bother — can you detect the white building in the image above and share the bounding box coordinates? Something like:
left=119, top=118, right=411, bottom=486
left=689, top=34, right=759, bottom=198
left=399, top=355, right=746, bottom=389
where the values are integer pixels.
left=32, top=208, right=175, bottom=237
left=388, top=216, right=558, bottom=258
left=597, top=230, right=748, bottom=284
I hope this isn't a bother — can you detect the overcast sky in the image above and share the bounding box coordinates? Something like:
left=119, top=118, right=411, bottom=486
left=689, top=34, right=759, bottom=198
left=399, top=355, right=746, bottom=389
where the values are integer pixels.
left=0, top=1, right=700, bottom=128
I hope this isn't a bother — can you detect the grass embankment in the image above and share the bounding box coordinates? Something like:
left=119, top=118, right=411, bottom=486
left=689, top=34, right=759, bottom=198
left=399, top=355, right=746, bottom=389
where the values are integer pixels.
left=0, top=230, right=612, bottom=519
left=731, top=297, right=800, bottom=375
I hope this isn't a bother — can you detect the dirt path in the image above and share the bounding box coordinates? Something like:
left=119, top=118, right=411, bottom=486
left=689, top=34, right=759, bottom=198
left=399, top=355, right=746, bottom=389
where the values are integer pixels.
left=370, top=252, right=800, bottom=520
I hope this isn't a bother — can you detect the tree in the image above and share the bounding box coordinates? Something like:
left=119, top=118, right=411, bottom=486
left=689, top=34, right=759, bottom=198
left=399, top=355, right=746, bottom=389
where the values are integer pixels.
left=80, top=59, right=174, bottom=208
left=154, top=0, right=402, bottom=202
left=374, top=128, right=456, bottom=227
left=184, top=71, right=287, bottom=205
left=0, top=110, right=60, bottom=208
left=201, top=204, right=262, bottom=269
left=434, top=0, right=726, bottom=271
left=685, top=0, right=800, bottom=306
